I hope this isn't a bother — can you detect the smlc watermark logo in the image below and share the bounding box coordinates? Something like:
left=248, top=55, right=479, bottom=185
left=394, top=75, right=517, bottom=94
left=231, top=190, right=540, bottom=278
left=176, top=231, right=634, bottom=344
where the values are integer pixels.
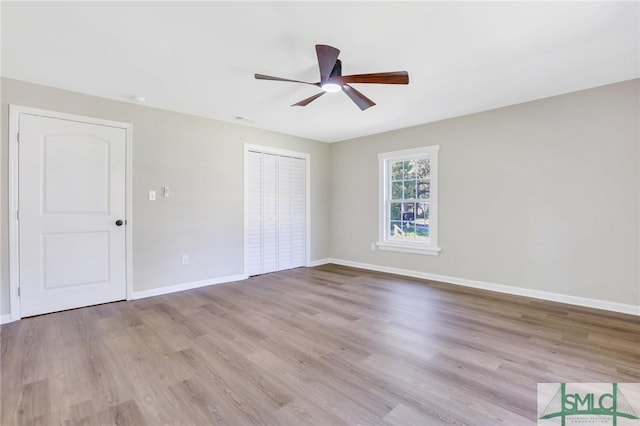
left=538, top=383, right=640, bottom=425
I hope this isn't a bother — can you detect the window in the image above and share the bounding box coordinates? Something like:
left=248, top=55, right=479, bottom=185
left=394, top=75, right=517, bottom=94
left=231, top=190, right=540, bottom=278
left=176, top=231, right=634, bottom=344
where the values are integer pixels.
left=377, top=145, right=440, bottom=255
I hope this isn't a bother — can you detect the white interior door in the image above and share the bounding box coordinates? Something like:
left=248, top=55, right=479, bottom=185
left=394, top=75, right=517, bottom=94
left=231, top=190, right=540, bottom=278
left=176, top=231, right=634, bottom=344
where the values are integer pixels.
left=18, top=113, right=127, bottom=317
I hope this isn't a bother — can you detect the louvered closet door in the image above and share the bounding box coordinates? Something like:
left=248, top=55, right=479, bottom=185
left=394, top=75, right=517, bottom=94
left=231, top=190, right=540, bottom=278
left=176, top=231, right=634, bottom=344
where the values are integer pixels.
left=247, top=152, right=263, bottom=276
left=290, top=157, right=306, bottom=268
left=276, top=156, right=306, bottom=269
left=278, top=157, right=293, bottom=270
left=247, top=151, right=306, bottom=276
left=261, top=154, right=279, bottom=274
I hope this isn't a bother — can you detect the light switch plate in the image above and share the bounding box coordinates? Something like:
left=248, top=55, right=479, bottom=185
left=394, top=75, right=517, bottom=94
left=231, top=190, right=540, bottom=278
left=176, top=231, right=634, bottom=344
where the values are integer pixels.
left=149, top=190, right=156, bottom=201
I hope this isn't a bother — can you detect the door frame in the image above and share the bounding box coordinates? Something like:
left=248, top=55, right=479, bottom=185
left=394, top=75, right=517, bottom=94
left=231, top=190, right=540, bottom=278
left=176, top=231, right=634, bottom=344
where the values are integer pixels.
left=8, top=105, right=133, bottom=322
left=243, top=144, right=311, bottom=277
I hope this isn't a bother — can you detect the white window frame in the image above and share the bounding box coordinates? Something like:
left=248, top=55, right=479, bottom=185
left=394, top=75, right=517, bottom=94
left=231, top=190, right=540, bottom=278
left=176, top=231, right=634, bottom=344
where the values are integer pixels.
left=377, top=145, right=441, bottom=255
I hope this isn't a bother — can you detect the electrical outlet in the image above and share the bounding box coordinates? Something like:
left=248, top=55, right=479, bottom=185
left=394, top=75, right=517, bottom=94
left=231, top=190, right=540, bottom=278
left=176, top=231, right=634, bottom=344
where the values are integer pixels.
left=370, top=243, right=377, bottom=251
left=182, top=255, right=188, bottom=265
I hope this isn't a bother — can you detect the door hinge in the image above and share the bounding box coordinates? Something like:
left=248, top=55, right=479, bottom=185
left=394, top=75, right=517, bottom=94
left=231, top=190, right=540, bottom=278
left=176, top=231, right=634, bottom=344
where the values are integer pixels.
left=16, top=132, right=20, bottom=143
left=16, top=210, right=19, bottom=221
left=17, top=287, right=20, bottom=297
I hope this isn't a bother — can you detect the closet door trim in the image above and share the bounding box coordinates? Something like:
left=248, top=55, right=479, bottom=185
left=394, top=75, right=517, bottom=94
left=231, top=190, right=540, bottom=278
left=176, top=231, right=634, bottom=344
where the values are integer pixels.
left=244, top=144, right=311, bottom=277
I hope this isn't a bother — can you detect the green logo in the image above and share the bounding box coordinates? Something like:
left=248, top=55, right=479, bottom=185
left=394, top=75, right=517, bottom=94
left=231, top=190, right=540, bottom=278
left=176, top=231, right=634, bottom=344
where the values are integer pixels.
left=539, top=383, right=639, bottom=426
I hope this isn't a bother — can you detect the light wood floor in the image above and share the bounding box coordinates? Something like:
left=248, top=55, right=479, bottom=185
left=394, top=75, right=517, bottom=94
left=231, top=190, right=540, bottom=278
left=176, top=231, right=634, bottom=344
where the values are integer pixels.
left=2, top=264, right=639, bottom=425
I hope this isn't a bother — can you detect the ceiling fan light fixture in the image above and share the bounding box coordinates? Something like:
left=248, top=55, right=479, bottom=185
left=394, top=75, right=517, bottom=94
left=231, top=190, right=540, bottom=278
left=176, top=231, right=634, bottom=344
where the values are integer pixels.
left=321, top=83, right=342, bottom=93
left=254, top=44, right=409, bottom=110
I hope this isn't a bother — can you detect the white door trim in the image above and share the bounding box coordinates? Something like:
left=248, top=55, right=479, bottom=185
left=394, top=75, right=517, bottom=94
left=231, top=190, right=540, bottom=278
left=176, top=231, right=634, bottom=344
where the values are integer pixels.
left=8, top=105, right=133, bottom=322
left=243, top=143, right=311, bottom=277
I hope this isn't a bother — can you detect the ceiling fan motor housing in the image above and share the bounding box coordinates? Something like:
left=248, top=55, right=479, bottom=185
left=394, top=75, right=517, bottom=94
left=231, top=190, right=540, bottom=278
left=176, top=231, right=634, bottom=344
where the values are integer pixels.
left=329, top=59, right=342, bottom=79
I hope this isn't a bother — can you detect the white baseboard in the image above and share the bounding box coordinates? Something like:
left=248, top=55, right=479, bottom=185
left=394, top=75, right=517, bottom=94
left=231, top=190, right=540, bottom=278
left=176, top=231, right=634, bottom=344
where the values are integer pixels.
left=6, top=263, right=637, bottom=320
left=307, top=258, right=331, bottom=267
left=130, top=274, right=247, bottom=300
left=327, top=258, right=640, bottom=316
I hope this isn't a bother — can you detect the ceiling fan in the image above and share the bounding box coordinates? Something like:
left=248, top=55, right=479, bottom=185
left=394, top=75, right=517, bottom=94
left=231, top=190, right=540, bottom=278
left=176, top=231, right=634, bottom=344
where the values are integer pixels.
left=255, top=44, right=409, bottom=111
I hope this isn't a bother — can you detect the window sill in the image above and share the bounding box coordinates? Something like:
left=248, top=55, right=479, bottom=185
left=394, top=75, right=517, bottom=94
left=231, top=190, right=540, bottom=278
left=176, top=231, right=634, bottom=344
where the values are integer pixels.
left=376, top=242, right=441, bottom=256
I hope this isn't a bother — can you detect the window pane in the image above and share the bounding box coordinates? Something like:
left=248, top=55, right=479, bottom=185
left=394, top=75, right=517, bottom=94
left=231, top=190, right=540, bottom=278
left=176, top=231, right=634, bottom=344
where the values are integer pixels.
left=415, top=224, right=429, bottom=240
left=390, top=221, right=403, bottom=239
left=391, top=161, right=403, bottom=181
left=415, top=158, right=430, bottom=178
left=405, top=160, right=416, bottom=179
left=416, top=202, right=428, bottom=221
left=403, top=222, right=416, bottom=240
left=403, top=180, right=416, bottom=199
left=397, top=203, right=413, bottom=240
left=390, top=203, right=402, bottom=220
left=401, top=202, right=415, bottom=221
left=417, top=179, right=430, bottom=199
left=391, top=181, right=403, bottom=199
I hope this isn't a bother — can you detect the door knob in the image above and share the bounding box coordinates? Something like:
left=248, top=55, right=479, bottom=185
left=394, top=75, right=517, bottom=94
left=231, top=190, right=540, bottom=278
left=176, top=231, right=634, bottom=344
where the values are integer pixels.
left=115, top=219, right=124, bottom=226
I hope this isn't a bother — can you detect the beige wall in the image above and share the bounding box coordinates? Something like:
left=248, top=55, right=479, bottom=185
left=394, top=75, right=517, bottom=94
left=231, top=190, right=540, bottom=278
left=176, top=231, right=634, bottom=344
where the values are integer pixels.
left=2, top=78, right=638, bottom=317
left=330, top=79, right=639, bottom=306
left=1, top=78, right=331, bottom=316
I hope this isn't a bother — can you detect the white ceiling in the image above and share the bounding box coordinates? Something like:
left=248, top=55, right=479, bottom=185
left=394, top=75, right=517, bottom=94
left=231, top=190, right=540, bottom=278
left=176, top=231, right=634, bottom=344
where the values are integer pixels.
left=2, top=1, right=639, bottom=143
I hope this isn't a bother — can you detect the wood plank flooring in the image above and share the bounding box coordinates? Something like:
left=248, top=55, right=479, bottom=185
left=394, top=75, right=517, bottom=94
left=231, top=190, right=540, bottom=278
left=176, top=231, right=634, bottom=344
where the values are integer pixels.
left=2, top=264, right=639, bottom=425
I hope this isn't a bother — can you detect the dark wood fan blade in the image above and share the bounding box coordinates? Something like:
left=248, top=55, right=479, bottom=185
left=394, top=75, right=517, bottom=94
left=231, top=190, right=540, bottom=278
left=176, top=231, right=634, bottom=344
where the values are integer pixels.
left=342, top=84, right=375, bottom=110
left=316, top=45, right=340, bottom=83
left=334, top=71, right=409, bottom=85
left=292, top=92, right=325, bottom=107
left=255, top=74, right=319, bottom=86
